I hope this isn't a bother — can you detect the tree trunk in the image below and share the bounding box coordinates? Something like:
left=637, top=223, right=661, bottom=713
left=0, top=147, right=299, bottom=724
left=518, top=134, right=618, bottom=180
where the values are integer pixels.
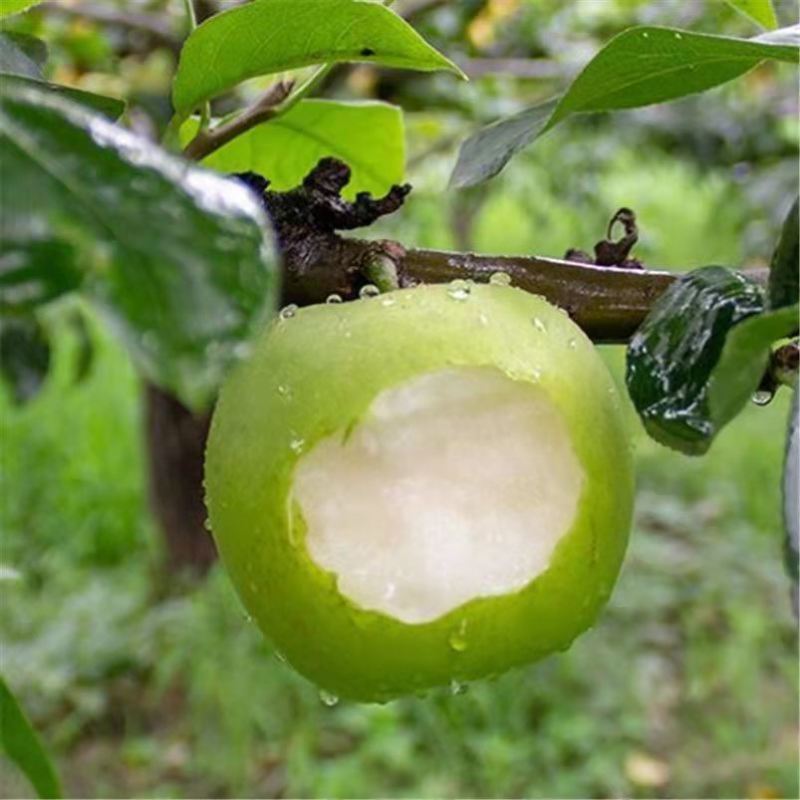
left=144, top=384, right=216, bottom=573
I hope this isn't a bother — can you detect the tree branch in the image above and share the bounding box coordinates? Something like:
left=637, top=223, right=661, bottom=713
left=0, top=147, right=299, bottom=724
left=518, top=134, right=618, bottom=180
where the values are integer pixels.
left=182, top=80, right=295, bottom=161
left=232, top=158, right=677, bottom=342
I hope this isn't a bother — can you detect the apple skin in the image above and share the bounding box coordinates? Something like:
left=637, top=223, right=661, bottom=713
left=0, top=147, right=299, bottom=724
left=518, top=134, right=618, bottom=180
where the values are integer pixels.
left=205, top=283, right=634, bottom=702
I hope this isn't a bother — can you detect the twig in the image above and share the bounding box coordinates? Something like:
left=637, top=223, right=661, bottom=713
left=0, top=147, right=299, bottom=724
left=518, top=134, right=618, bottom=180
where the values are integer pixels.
left=182, top=80, right=295, bottom=161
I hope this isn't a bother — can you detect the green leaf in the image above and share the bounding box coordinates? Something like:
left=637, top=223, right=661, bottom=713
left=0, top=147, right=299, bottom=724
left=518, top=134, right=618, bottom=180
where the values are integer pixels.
left=768, top=197, right=799, bottom=310
left=0, top=675, right=62, bottom=798
left=0, top=82, right=278, bottom=410
left=0, top=316, right=51, bottom=404
left=624, top=266, right=796, bottom=455
left=172, top=0, right=463, bottom=118
left=2, top=73, right=125, bottom=119
left=451, top=25, right=799, bottom=187
left=182, top=99, right=405, bottom=198
left=707, top=302, right=799, bottom=426
left=724, top=0, right=778, bottom=30
left=449, top=97, right=558, bottom=189
left=0, top=0, right=45, bottom=19
left=0, top=32, right=47, bottom=78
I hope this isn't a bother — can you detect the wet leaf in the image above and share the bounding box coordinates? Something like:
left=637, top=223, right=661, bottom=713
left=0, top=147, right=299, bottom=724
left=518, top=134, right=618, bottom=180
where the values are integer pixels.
left=0, top=316, right=50, bottom=405
left=724, top=0, right=778, bottom=30
left=626, top=267, right=798, bottom=454
left=182, top=99, right=405, bottom=199
left=172, top=0, right=464, bottom=118
left=1, top=74, right=124, bottom=119
left=451, top=25, right=799, bottom=187
left=768, top=197, right=799, bottom=310
left=0, top=82, right=278, bottom=410
left=0, top=32, right=47, bottom=78
left=0, top=237, right=83, bottom=313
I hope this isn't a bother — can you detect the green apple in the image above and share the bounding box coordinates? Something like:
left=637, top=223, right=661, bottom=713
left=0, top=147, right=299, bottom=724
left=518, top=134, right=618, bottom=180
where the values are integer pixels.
left=205, top=282, right=634, bottom=702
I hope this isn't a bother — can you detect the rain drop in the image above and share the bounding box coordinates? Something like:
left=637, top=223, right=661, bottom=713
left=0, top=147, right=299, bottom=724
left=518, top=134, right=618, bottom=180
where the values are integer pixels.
left=674, top=32, right=683, bottom=39
left=319, top=690, right=339, bottom=707
left=478, top=313, right=489, bottom=327
left=752, top=389, right=774, bottom=406
left=567, top=338, right=577, bottom=349
left=326, top=293, right=343, bottom=304
left=279, top=304, right=298, bottom=320
left=532, top=317, right=547, bottom=333
left=447, top=279, right=472, bottom=301
left=381, top=296, right=396, bottom=307
left=290, top=437, right=305, bottom=453
left=359, top=284, right=380, bottom=299
left=203, top=518, right=212, bottom=532
left=277, top=384, right=292, bottom=399
left=450, top=679, right=468, bottom=696
left=642, top=31, right=649, bottom=38
left=489, top=271, right=511, bottom=287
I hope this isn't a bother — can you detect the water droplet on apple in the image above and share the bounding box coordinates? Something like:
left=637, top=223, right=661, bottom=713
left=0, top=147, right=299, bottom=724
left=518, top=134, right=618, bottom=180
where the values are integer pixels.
left=359, top=284, right=380, bottom=299
left=450, top=679, right=468, bottom=695
left=277, top=384, right=292, bottom=399
left=567, top=338, right=577, bottom=349
left=290, top=436, right=305, bottom=453
left=279, top=304, right=298, bottom=320
left=326, top=293, right=343, bottom=304
left=448, top=620, right=468, bottom=651
left=381, top=296, right=396, bottom=307
left=447, top=279, right=471, bottom=300
left=532, top=317, right=547, bottom=333
left=489, top=271, right=511, bottom=287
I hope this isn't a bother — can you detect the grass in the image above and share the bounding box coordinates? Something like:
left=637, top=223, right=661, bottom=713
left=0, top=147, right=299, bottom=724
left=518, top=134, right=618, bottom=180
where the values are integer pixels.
left=1, top=148, right=797, bottom=798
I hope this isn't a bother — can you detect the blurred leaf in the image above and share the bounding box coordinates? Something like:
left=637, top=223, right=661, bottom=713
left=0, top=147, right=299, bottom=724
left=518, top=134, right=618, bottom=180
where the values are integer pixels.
left=0, top=676, right=61, bottom=798
left=625, top=266, right=794, bottom=454
left=451, top=25, right=799, bottom=187
left=1, top=74, right=125, bottom=119
left=449, top=98, right=558, bottom=189
left=784, top=386, right=799, bottom=594
left=0, top=316, right=50, bottom=404
left=724, top=0, right=778, bottom=29
left=0, top=82, right=278, bottom=410
left=182, top=99, right=405, bottom=198
left=172, top=0, right=464, bottom=117
left=0, top=0, right=45, bottom=19
left=0, top=237, right=83, bottom=313
left=0, top=32, right=47, bottom=78
left=768, top=197, right=799, bottom=310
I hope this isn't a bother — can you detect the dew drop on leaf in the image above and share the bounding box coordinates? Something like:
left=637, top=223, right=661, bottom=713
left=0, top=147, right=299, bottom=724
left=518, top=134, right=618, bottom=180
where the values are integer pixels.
left=752, top=389, right=775, bottom=406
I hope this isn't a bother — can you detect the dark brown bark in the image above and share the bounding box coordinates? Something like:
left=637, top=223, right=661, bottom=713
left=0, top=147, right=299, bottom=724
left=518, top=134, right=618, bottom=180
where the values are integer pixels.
left=144, top=384, right=216, bottom=574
